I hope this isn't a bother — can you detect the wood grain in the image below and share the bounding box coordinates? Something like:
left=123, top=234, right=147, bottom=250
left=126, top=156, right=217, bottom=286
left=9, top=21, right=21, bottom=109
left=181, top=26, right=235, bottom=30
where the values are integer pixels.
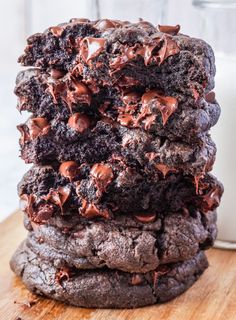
left=1, top=211, right=236, bottom=320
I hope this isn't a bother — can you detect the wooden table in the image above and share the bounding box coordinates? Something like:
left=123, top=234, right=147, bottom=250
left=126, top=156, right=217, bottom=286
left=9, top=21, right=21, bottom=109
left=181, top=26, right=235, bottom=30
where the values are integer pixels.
left=1, top=211, right=236, bottom=320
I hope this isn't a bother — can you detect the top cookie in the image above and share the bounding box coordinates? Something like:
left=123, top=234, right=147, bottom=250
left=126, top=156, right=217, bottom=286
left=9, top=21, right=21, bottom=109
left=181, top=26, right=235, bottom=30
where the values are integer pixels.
left=18, top=19, right=215, bottom=94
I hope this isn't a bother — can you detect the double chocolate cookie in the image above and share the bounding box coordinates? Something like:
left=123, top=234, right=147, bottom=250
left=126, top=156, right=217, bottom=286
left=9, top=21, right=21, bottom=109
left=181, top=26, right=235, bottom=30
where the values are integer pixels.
left=18, top=164, right=223, bottom=222
left=24, top=209, right=216, bottom=273
left=10, top=241, right=208, bottom=308
left=18, top=19, right=215, bottom=93
left=11, top=18, right=223, bottom=309
left=15, top=68, right=220, bottom=143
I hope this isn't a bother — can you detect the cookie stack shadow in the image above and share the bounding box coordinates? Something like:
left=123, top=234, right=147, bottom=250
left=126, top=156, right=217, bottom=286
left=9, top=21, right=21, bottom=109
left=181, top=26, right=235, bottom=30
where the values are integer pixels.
left=10, top=19, right=223, bottom=308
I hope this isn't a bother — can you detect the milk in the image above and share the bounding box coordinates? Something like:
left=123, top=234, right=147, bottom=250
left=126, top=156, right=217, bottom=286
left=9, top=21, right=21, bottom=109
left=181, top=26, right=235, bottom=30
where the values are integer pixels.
left=211, top=55, right=236, bottom=243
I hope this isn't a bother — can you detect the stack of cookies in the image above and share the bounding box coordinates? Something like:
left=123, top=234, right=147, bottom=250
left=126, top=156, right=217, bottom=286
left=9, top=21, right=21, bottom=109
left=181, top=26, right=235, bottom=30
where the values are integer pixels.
left=10, top=19, right=223, bottom=308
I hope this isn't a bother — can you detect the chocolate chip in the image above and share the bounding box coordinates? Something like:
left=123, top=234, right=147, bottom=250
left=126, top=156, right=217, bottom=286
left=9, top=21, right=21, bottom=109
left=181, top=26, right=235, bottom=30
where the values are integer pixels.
left=94, top=19, right=117, bottom=31
left=55, top=267, right=73, bottom=285
left=141, top=90, right=178, bottom=125
left=202, top=186, right=221, bottom=211
left=134, top=214, right=156, bottom=223
left=27, top=117, right=50, bottom=140
left=158, top=24, right=180, bottom=35
left=42, top=187, right=71, bottom=212
left=49, top=26, right=64, bottom=37
left=155, top=164, right=177, bottom=177
left=68, top=113, right=90, bottom=133
left=59, top=161, right=78, bottom=181
left=122, top=92, right=141, bottom=105
left=205, top=91, right=215, bottom=103
left=131, top=274, right=143, bottom=285
left=91, top=163, right=114, bottom=193
left=80, top=37, right=106, bottom=63
left=80, top=199, right=110, bottom=219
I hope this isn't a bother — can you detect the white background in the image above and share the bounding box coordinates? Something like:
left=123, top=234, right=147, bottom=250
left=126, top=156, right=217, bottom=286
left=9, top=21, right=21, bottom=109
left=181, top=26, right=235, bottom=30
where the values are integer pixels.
left=0, top=0, right=210, bottom=221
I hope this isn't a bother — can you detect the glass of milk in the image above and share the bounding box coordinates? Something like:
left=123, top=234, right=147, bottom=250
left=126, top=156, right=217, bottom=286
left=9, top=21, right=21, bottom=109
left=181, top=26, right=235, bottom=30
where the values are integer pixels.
left=26, top=0, right=167, bottom=35
left=193, top=0, right=236, bottom=249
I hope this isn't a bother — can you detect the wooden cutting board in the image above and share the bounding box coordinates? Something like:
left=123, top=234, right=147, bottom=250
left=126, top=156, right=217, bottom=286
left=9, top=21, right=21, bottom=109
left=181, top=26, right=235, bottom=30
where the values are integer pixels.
left=1, top=211, right=236, bottom=320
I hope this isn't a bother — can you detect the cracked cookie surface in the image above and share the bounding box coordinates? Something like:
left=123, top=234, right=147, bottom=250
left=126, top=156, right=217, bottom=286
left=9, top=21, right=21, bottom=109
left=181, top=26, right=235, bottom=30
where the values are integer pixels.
left=10, top=241, right=208, bottom=308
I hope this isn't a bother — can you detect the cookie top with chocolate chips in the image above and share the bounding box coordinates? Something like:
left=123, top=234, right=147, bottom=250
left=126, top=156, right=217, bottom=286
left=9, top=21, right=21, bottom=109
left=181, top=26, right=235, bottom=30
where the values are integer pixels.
left=18, top=19, right=215, bottom=93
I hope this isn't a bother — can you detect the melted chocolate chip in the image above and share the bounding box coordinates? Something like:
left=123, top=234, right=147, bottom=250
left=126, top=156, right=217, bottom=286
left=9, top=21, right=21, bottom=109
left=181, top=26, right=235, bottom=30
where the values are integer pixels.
left=143, top=114, right=157, bottom=130
left=59, top=161, right=78, bottom=181
left=205, top=91, right=215, bottom=103
left=55, top=267, right=73, bottom=285
left=90, top=163, right=114, bottom=193
left=117, top=114, right=135, bottom=127
left=158, top=24, right=180, bottom=35
left=18, top=118, right=50, bottom=144
left=80, top=37, right=106, bottom=63
left=27, top=117, right=50, bottom=140
left=153, top=265, right=170, bottom=286
left=20, top=194, right=55, bottom=224
left=68, top=113, right=90, bottom=133
left=44, top=187, right=71, bottom=211
left=81, top=199, right=110, bottom=219
left=155, top=164, right=177, bottom=178
left=122, top=92, right=141, bottom=105
left=36, top=204, right=54, bottom=222
left=49, top=26, right=64, bottom=37
left=94, top=19, right=117, bottom=31
left=63, top=80, right=91, bottom=109
left=202, top=186, right=221, bottom=211
left=131, top=274, right=143, bottom=285
left=110, top=35, right=179, bottom=71
left=142, top=90, right=178, bottom=125
left=134, top=213, right=156, bottom=223
left=47, top=78, right=91, bottom=110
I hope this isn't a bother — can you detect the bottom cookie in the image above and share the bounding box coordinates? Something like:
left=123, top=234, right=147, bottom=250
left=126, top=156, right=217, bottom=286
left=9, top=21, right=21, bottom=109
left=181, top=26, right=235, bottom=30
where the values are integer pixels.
left=10, top=241, right=208, bottom=308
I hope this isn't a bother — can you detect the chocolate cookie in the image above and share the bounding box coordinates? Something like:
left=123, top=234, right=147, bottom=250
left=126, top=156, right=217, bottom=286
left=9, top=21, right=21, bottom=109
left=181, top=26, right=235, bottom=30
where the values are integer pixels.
left=17, top=115, right=216, bottom=176
left=10, top=241, right=208, bottom=308
left=15, top=68, right=220, bottom=143
left=18, top=20, right=215, bottom=94
left=24, top=209, right=216, bottom=273
left=18, top=164, right=223, bottom=222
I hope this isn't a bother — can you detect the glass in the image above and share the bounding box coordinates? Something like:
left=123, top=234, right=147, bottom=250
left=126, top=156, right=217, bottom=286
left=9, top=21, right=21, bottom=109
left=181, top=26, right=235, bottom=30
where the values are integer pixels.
left=25, top=0, right=167, bottom=36
left=193, top=0, right=236, bottom=249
